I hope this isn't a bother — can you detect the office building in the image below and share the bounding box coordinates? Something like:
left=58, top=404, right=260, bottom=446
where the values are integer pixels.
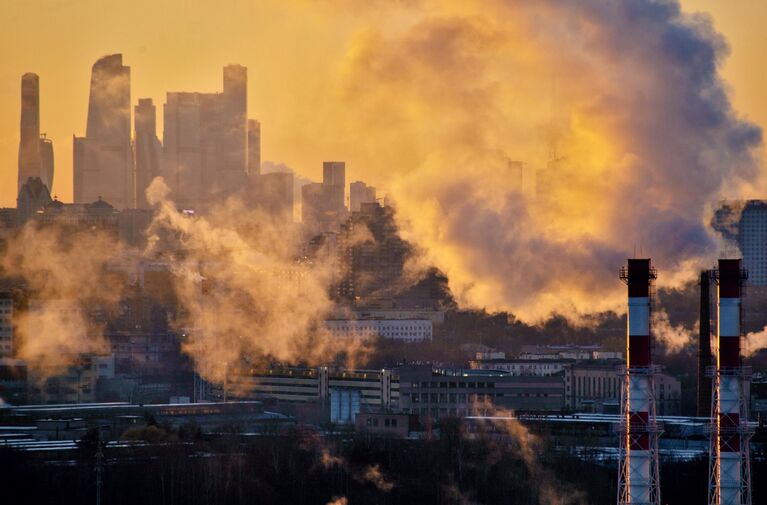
left=74, top=54, right=132, bottom=209
left=302, top=162, right=349, bottom=233
left=337, top=202, right=409, bottom=301
left=0, top=292, right=13, bottom=358
left=39, top=134, right=54, bottom=191
left=324, top=318, right=433, bottom=342
left=323, top=161, right=346, bottom=210
left=563, top=360, right=681, bottom=415
left=225, top=367, right=399, bottom=423
left=350, top=181, right=376, bottom=212
left=27, top=354, right=115, bottom=404
left=16, top=177, right=52, bottom=225
left=397, top=365, right=565, bottom=420
left=162, top=65, right=249, bottom=210
left=134, top=98, right=162, bottom=209
left=35, top=197, right=120, bottom=239
left=253, top=172, right=294, bottom=221
left=18, top=73, right=42, bottom=193
left=714, top=200, right=767, bottom=285
left=248, top=119, right=261, bottom=176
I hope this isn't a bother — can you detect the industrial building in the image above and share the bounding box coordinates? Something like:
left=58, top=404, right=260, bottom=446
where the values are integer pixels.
left=397, top=365, right=564, bottom=419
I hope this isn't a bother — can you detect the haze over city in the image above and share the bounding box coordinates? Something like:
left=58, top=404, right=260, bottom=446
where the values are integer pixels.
left=2, top=1, right=767, bottom=504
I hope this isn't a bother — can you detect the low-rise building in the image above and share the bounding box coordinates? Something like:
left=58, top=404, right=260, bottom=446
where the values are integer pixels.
left=225, top=367, right=400, bottom=424
left=27, top=354, right=116, bottom=404
left=325, top=318, right=433, bottom=342
left=355, top=411, right=416, bottom=438
left=563, top=359, right=681, bottom=415
left=469, top=357, right=574, bottom=376
left=397, top=365, right=564, bottom=421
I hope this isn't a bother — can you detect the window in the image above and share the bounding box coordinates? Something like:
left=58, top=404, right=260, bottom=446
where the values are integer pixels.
left=391, top=418, right=397, bottom=427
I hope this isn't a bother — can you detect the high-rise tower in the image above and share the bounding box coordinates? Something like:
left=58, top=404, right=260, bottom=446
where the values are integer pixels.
left=248, top=119, right=261, bottom=177
left=134, top=98, right=162, bottom=209
left=323, top=161, right=346, bottom=211
left=74, top=54, right=132, bottom=208
left=18, top=73, right=42, bottom=192
left=39, top=134, right=54, bottom=192
left=162, top=65, right=249, bottom=210
left=617, top=258, right=661, bottom=505
left=220, top=65, right=248, bottom=196
left=708, top=259, right=753, bottom=505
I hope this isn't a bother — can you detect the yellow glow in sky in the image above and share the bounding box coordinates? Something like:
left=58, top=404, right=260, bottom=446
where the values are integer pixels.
left=0, top=0, right=764, bottom=207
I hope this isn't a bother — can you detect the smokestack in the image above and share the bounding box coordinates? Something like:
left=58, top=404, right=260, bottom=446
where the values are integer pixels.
left=708, top=259, right=753, bottom=505
left=698, top=270, right=712, bottom=417
left=617, top=259, right=661, bottom=505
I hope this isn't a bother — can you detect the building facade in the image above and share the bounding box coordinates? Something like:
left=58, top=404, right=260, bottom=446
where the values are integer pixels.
left=563, top=360, right=681, bottom=415
left=0, top=292, right=13, bottom=358
left=134, top=98, right=162, bottom=209
left=397, top=366, right=564, bottom=421
left=325, top=318, right=433, bottom=342
left=18, top=73, right=42, bottom=193
left=162, top=65, right=249, bottom=211
left=74, top=54, right=132, bottom=209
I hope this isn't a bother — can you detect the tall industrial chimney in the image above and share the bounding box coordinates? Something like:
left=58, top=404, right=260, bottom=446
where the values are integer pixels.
left=708, top=259, right=752, bottom=505
left=698, top=269, right=713, bottom=417
left=617, top=259, right=661, bottom=505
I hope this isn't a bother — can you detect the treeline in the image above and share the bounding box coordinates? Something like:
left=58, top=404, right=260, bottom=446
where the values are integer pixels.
left=3, top=421, right=763, bottom=505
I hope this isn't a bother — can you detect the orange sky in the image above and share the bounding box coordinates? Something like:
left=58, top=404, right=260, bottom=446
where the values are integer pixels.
left=0, top=0, right=764, bottom=207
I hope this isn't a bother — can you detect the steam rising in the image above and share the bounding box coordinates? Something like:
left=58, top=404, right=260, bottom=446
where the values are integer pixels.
left=145, top=178, right=369, bottom=382
left=0, top=225, right=124, bottom=376
left=311, top=0, right=762, bottom=320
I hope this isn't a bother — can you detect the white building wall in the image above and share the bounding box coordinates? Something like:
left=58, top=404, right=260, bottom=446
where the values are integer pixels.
left=325, top=319, right=432, bottom=342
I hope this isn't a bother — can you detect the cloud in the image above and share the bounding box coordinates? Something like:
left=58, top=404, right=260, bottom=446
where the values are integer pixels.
left=300, top=0, right=762, bottom=322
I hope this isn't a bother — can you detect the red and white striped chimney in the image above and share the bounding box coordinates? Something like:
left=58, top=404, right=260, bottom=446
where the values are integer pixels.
left=618, top=258, right=660, bottom=505
left=710, top=258, right=750, bottom=505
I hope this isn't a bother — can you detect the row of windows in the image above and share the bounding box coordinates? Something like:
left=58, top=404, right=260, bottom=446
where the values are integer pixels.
left=365, top=416, right=399, bottom=428
left=409, top=381, right=495, bottom=389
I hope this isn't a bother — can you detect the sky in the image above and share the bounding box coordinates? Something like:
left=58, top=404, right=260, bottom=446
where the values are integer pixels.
left=1, top=0, right=766, bottom=323
left=0, top=0, right=764, bottom=207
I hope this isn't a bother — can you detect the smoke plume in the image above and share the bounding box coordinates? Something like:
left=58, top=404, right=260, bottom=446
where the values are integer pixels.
left=744, top=325, right=767, bottom=357
left=304, top=0, right=762, bottom=321
left=652, top=309, right=694, bottom=353
left=484, top=406, right=587, bottom=505
left=0, top=225, right=125, bottom=377
left=144, top=177, right=370, bottom=383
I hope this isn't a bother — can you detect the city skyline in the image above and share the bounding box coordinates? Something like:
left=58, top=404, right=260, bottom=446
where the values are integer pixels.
left=2, top=3, right=767, bottom=503
left=1, top=0, right=766, bottom=209
left=2, top=0, right=767, bottom=322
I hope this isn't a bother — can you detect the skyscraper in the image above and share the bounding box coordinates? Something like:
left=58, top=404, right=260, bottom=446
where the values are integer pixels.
left=350, top=181, right=376, bottom=213
left=39, top=134, right=54, bottom=191
left=323, top=161, right=346, bottom=211
left=248, top=119, right=261, bottom=176
left=162, top=65, right=249, bottom=210
left=220, top=65, right=248, bottom=194
left=163, top=91, right=204, bottom=209
left=18, top=73, right=42, bottom=193
left=74, top=54, right=132, bottom=209
left=134, top=98, right=162, bottom=209
left=713, top=200, right=767, bottom=285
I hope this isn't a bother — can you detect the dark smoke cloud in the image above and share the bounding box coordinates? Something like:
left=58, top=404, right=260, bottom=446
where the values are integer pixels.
left=316, top=0, right=762, bottom=320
